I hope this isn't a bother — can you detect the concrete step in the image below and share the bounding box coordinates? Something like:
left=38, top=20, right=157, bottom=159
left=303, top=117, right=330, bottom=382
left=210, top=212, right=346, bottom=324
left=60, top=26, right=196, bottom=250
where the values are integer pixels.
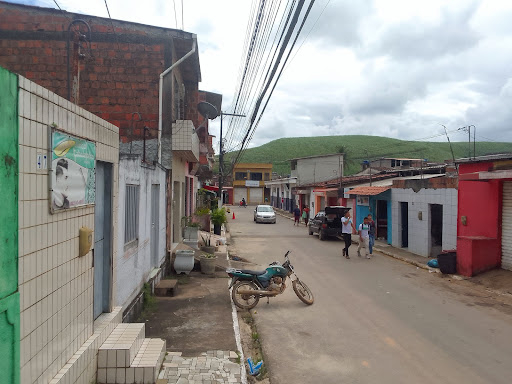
left=98, top=323, right=146, bottom=369
left=154, top=279, right=178, bottom=296
left=98, top=336, right=166, bottom=384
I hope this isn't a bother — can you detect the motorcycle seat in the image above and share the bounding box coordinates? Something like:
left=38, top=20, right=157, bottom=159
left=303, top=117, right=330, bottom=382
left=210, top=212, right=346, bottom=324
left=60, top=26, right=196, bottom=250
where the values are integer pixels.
left=239, top=269, right=266, bottom=276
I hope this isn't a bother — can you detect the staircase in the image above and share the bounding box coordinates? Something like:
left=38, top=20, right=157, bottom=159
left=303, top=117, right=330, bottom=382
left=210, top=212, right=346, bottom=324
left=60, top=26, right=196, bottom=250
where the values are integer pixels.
left=97, top=323, right=166, bottom=384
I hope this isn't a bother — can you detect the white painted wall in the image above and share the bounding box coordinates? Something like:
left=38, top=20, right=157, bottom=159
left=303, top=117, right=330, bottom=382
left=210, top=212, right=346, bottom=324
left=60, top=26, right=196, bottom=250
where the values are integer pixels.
left=17, top=77, right=119, bottom=384
left=116, top=156, right=167, bottom=311
left=392, top=188, right=458, bottom=257
left=296, top=154, right=343, bottom=186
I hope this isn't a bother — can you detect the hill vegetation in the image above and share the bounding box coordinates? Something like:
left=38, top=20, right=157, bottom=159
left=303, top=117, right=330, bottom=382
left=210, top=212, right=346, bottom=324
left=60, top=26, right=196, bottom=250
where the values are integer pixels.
left=220, top=135, right=512, bottom=176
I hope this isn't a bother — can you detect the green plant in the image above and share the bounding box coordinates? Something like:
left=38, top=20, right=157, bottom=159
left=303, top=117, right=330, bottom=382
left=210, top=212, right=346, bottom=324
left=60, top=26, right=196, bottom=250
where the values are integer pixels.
left=195, top=206, right=211, bottom=216
left=181, top=216, right=200, bottom=228
left=211, top=207, right=227, bottom=226
left=201, top=252, right=216, bottom=259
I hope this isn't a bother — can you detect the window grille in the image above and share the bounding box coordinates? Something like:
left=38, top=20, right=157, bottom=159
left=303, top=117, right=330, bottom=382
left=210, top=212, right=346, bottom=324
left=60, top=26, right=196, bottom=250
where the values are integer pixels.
left=125, top=185, right=140, bottom=244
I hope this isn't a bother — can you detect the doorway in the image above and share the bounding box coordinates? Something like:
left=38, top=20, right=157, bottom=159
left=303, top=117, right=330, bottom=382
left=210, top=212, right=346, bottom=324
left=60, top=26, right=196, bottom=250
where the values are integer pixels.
left=376, top=200, right=388, bottom=240
left=430, top=204, right=443, bottom=257
left=400, top=202, right=408, bottom=248
left=94, top=161, right=112, bottom=319
left=151, top=185, right=160, bottom=268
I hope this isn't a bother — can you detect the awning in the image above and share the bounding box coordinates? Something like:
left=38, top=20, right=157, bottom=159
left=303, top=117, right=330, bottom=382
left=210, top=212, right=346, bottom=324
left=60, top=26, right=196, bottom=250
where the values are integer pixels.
left=347, top=186, right=391, bottom=196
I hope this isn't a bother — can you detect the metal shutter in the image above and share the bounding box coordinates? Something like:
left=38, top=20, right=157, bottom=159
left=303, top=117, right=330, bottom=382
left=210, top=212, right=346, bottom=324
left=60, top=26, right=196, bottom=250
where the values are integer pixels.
left=234, top=187, right=247, bottom=205
left=249, top=188, right=263, bottom=204
left=502, top=182, right=512, bottom=270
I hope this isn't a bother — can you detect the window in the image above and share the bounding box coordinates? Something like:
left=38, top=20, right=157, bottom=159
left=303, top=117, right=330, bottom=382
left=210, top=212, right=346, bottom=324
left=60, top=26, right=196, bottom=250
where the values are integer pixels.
left=264, top=173, right=270, bottom=181
left=235, top=172, right=246, bottom=180
left=125, top=185, right=140, bottom=245
left=250, top=172, right=262, bottom=181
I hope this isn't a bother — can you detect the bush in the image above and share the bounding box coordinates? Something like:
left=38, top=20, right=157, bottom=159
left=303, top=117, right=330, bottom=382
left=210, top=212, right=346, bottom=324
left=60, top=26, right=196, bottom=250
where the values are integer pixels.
left=211, top=207, right=227, bottom=226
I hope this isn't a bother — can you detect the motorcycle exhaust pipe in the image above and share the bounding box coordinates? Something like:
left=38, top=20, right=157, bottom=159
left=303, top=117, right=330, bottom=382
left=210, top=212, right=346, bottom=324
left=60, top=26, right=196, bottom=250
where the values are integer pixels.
left=237, top=289, right=279, bottom=297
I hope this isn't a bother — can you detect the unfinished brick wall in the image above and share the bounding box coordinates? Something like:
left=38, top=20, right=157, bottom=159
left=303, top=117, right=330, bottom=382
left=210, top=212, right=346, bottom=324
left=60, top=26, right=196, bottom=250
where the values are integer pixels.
left=0, top=2, right=199, bottom=145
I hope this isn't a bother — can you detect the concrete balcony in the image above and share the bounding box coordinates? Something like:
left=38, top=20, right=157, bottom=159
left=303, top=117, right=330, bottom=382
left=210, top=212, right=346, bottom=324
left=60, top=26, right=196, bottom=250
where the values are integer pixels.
left=172, top=120, right=200, bottom=162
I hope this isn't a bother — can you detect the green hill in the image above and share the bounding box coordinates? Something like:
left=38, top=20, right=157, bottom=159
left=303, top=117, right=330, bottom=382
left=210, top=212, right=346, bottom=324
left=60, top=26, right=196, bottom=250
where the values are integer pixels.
left=220, top=135, right=512, bottom=176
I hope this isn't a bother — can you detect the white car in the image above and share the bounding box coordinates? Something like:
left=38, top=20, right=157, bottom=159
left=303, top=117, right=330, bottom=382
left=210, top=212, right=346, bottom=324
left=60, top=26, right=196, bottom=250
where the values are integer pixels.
left=253, top=205, right=276, bottom=224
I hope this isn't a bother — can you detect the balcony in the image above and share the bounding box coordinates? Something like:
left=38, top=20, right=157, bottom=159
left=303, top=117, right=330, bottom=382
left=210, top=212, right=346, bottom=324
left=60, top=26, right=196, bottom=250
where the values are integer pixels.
left=172, top=120, right=200, bottom=163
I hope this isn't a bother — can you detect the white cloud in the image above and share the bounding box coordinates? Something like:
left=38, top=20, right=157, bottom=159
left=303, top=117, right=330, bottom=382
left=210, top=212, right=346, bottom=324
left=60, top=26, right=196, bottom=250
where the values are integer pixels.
left=10, top=0, right=512, bottom=151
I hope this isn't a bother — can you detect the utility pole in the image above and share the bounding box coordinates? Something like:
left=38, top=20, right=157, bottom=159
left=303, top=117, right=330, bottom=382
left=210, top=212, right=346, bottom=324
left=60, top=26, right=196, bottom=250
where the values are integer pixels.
left=458, top=126, right=471, bottom=158
left=218, top=111, right=245, bottom=207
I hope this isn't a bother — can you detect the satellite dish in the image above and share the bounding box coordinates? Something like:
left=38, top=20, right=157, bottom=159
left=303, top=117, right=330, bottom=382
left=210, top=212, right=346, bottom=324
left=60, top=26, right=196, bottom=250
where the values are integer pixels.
left=197, top=102, right=219, bottom=120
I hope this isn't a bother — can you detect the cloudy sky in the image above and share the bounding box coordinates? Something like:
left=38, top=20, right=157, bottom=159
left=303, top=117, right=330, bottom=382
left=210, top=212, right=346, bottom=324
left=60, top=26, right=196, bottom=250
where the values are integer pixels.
left=10, top=0, right=512, bottom=149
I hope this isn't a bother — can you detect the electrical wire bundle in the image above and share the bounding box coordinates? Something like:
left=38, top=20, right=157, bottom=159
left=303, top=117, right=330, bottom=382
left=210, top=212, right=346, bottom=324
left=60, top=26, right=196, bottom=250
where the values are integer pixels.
left=222, top=0, right=317, bottom=175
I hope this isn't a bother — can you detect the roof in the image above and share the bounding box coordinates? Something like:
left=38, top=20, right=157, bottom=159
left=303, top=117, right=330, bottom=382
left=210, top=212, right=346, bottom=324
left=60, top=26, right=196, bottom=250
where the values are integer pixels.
left=455, top=153, right=512, bottom=164
left=289, top=153, right=343, bottom=162
left=348, top=186, right=391, bottom=196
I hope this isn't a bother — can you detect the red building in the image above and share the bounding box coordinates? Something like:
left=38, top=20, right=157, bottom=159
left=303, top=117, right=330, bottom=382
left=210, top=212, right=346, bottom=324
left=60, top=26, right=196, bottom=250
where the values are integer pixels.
left=457, top=154, right=512, bottom=276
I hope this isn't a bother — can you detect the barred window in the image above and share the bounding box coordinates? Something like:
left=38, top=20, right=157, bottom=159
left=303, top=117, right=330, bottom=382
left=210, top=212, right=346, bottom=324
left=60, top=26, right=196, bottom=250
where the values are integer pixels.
left=125, top=185, right=140, bottom=245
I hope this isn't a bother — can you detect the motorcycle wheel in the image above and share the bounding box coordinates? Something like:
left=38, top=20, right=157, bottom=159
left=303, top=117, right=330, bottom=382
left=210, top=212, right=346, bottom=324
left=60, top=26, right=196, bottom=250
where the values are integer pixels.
left=292, top=280, right=314, bottom=305
left=318, top=230, right=325, bottom=241
left=232, top=281, right=260, bottom=309
left=308, top=226, right=313, bottom=235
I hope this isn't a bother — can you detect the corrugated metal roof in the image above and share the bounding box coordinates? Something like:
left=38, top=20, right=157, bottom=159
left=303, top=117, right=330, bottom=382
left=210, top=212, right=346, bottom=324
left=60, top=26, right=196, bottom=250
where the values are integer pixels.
left=348, top=186, right=391, bottom=196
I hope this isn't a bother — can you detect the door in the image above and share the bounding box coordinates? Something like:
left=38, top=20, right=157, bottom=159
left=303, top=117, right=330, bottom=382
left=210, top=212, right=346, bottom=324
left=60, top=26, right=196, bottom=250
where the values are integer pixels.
left=94, top=161, right=112, bottom=319
left=151, top=185, right=160, bottom=268
left=377, top=200, right=388, bottom=240
left=249, top=187, right=263, bottom=204
left=502, top=182, right=512, bottom=270
left=234, top=188, right=247, bottom=205
left=400, top=202, right=408, bottom=248
left=430, top=204, right=443, bottom=257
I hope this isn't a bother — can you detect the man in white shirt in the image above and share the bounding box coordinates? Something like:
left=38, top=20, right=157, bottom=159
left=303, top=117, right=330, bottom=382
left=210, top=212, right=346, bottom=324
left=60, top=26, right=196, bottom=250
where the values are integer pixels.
left=341, top=210, right=356, bottom=259
left=358, top=217, right=371, bottom=259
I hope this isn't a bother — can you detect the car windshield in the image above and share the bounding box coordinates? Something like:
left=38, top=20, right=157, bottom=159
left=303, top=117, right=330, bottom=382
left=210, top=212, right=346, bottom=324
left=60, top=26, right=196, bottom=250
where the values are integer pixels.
left=257, top=206, right=274, bottom=212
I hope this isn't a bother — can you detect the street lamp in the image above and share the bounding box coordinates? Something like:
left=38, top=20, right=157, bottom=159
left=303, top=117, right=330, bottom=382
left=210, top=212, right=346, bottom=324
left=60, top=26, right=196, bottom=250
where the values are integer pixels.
left=218, top=111, right=246, bottom=207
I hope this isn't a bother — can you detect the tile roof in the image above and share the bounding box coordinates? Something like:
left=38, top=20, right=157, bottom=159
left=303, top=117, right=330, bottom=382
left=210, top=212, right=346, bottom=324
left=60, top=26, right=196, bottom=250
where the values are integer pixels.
left=347, top=186, right=391, bottom=196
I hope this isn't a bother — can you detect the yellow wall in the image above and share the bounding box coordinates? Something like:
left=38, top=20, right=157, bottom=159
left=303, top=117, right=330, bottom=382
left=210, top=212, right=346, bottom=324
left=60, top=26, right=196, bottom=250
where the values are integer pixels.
left=233, top=163, right=272, bottom=187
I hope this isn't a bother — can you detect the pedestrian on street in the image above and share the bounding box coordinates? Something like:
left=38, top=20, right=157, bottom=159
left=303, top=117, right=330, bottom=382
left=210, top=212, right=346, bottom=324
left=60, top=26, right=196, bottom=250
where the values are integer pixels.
left=357, top=217, right=371, bottom=259
left=341, top=210, right=356, bottom=259
left=293, top=206, right=301, bottom=226
left=367, top=214, right=376, bottom=256
left=302, top=205, right=310, bottom=226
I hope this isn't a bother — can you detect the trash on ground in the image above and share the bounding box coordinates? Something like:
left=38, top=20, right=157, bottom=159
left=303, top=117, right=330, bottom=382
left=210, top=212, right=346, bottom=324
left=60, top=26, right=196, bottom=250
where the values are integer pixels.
left=247, top=357, right=263, bottom=376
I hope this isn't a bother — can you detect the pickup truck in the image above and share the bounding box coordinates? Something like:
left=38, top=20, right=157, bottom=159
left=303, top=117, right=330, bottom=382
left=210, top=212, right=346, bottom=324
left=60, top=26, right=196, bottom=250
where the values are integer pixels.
left=308, top=206, right=351, bottom=240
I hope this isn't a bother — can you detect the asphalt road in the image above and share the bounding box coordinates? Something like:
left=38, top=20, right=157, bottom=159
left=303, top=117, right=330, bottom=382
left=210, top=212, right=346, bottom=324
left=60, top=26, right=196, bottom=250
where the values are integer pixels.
left=228, top=206, right=512, bottom=384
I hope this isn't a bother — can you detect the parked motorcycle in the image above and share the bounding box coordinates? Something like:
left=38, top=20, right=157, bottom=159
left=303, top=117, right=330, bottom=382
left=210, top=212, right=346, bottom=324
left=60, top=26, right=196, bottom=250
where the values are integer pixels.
left=227, top=251, right=314, bottom=309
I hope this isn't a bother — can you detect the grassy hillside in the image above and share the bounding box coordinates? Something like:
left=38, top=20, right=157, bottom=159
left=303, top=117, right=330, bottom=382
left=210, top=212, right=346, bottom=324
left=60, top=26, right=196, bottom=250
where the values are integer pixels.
left=220, top=135, right=512, bottom=176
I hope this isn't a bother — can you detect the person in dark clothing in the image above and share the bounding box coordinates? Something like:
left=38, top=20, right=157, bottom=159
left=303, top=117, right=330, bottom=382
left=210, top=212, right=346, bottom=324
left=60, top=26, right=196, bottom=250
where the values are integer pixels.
left=293, top=206, right=301, bottom=226
left=367, top=214, right=376, bottom=256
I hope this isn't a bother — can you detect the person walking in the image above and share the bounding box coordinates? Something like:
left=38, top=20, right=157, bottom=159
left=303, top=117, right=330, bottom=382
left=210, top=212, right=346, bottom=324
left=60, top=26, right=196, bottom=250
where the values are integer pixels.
left=367, top=214, right=376, bottom=256
left=357, top=216, right=371, bottom=259
left=293, top=206, right=301, bottom=226
left=341, top=210, right=356, bottom=259
left=302, top=205, right=310, bottom=226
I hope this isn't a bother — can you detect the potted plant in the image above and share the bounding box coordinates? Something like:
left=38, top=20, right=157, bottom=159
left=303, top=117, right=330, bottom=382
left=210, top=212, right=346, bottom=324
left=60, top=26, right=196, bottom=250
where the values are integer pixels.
left=200, top=252, right=217, bottom=275
left=194, top=206, right=211, bottom=232
left=182, top=216, right=200, bottom=240
left=211, top=207, right=227, bottom=235
left=174, top=249, right=195, bottom=275
left=200, top=232, right=216, bottom=254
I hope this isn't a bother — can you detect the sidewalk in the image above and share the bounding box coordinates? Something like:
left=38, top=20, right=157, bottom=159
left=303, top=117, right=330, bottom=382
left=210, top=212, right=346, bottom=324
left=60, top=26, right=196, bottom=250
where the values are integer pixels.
left=145, top=226, right=247, bottom=384
left=273, top=207, right=512, bottom=298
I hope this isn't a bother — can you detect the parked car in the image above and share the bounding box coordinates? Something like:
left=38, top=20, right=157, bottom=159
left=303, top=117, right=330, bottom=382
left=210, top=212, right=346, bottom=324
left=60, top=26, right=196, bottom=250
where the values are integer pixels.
left=254, top=205, right=276, bottom=224
left=308, top=206, right=351, bottom=240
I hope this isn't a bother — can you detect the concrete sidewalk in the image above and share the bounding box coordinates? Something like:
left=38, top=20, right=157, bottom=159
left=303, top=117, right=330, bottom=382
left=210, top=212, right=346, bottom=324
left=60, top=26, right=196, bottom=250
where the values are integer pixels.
left=274, top=207, right=512, bottom=298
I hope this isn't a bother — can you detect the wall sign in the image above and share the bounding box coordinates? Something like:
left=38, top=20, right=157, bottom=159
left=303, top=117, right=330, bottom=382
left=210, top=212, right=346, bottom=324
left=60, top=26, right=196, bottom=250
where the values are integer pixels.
left=50, top=129, right=96, bottom=213
left=245, top=180, right=259, bottom=187
left=357, top=195, right=369, bottom=206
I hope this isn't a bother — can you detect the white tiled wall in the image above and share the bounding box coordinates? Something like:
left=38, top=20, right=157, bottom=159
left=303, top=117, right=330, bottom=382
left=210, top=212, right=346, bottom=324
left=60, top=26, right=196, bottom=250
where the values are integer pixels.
left=17, top=76, right=119, bottom=384
left=391, top=188, right=458, bottom=257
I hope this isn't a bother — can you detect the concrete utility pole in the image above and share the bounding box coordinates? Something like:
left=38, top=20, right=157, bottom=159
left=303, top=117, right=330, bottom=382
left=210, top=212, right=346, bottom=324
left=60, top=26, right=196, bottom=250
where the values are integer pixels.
left=218, top=111, right=245, bottom=207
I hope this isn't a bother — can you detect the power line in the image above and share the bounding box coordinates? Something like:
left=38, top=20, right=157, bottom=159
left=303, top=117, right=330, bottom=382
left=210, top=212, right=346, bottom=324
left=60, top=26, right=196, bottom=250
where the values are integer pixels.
left=52, top=0, right=63, bottom=12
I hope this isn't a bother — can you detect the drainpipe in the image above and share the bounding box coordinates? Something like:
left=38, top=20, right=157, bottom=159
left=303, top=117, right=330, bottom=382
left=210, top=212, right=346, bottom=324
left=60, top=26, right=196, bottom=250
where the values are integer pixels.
left=158, top=38, right=197, bottom=163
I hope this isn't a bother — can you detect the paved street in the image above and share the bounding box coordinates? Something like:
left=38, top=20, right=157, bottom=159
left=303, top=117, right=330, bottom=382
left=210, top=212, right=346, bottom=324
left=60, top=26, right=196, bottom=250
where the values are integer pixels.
left=228, top=206, right=512, bottom=384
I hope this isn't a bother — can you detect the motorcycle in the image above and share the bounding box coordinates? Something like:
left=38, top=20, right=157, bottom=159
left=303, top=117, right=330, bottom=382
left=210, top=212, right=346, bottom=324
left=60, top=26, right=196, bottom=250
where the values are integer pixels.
left=227, top=251, right=314, bottom=309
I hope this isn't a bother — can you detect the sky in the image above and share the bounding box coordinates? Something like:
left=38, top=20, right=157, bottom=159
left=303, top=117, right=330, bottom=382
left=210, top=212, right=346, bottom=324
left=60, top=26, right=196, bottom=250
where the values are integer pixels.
left=8, top=0, right=512, bottom=150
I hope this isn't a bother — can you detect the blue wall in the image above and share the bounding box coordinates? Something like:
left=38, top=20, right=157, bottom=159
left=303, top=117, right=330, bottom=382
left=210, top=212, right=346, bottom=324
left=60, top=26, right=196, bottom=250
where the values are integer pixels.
left=355, top=190, right=392, bottom=244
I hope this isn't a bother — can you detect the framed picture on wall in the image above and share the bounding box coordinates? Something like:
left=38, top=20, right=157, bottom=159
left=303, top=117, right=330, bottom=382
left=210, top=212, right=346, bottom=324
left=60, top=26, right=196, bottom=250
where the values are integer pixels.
left=357, top=195, right=369, bottom=206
